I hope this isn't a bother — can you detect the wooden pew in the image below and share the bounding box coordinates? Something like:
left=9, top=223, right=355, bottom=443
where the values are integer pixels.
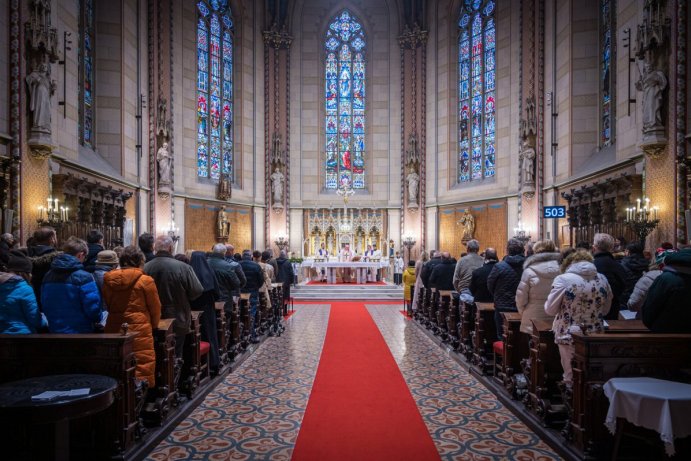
left=471, top=302, right=496, bottom=375
left=142, top=319, right=178, bottom=427
left=458, top=299, right=475, bottom=360
left=437, top=290, right=452, bottom=341
left=0, top=332, right=139, bottom=455
left=604, top=319, right=648, bottom=333
left=238, top=293, right=251, bottom=349
left=446, top=293, right=460, bottom=350
left=569, top=332, right=691, bottom=459
left=413, top=286, right=426, bottom=323
left=180, top=311, right=207, bottom=398
left=226, top=297, right=241, bottom=360
left=215, top=304, right=229, bottom=370
left=494, top=312, right=529, bottom=399
left=428, top=288, right=439, bottom=333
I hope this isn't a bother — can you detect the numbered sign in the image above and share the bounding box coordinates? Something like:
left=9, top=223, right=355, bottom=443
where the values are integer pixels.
left=543, top=206, right=566, bottom=219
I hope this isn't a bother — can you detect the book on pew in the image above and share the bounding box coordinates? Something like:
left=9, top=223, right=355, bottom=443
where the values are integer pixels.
left=31, top=388, right=91, bottom=401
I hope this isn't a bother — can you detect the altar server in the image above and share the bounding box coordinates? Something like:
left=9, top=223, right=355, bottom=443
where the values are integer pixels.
left=339, top=244, right=353, bottom=283
left=317, top=243, right=329, bottom=282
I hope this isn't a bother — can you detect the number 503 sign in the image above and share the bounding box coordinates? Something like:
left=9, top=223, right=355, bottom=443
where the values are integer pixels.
left=543, top=206, right=566, bottom=218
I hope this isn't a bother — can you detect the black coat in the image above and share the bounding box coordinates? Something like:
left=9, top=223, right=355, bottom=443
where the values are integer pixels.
left=620, top=253, right=650, bottom=306
left=84, top=243, right=105, bottom=272
left=429, top=259, right=456, bottom=291
left=239, top=258, right=264, bottom=292
left=642, top=249, right=691, bottom=333
left=27, top=245, right=59, bottom=308
left=593, top=252, right=630, bottom=319
left=487, top=255, right=525, bottom=311
left=276, top=257, right=295, bottom=299
left=469, top=261, right=497, bottom=303
left=207, top=254, right=241, bottom=302
left=421, top=257, right=442, bottom=288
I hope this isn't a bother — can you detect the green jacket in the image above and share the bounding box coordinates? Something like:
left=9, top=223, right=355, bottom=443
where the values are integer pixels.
left=642, top=249, right=691, bottom=333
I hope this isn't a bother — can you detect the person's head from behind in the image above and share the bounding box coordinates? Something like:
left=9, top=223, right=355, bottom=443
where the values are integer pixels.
left=174, top=254, right=190, bottom=264
left=96, top=250, right=119, bottom=267
left=419, top=250, right=429, bottom=262
left=138, top=233, right=155, bottom=253
left=87, top=229, right=104, bottom=245
left=560, top=248, right=594, bottom=273
left=225, top=244, right=235, bottom=257
left=7, top=252, right=33, bottom=282
left=592, top=233, right=615, bottom=254
left=212, top=243, right=227, bottom=256
left=441, top=251, right=451, bottom=261
left=532, top=240, right=556, bottom=254
left=625, top=241, right=644, bottom=257
left=653, top=248, right=678, bottom=270
left=466, top=239, right=480, bottom=254
left=119, top=245, right=146, bottom=269
left=484, top=247, right=498, bottom=262
left=1, top=233, right=15, bottom=247
left=63, top=237, right=89, bottom=262
left=408, top=260, right=415, bottom=268
left=154, top=235, right=174, bottom=255
left=261, top=250, right=271, bottom=262
left=242, top=249, right=252, bottom=260
left=506, top=239, right=525, bottom=257
left=34, top=226, right=57, bottom=247
left=252, top=250, right=262, bottom=261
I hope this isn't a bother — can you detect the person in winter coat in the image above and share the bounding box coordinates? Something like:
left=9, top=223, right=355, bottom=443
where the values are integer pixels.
left=42, top=237, right=103, bottom=333
left=0, top=233, right=16, bottom=271
left=411, top=251, right=429, bottom=311
left=0, top=252, right=41, bottom=334
left=403, top=261, right=416, bottom=314
left=544, top=249, right=612, bottom=387
left=225, top=244, right=247, bottom=298
left=642, top=248, right=691, bottom=333
left=83, top=229, right=105, bottom=272
left=27, top=226, right=60, bottom=308
left=189, top=251, right=222, bottom=374
left=254, top=251, right=273, bottom=309
left=103, top=246, right=161, bottom=386
left=515, top=240, right=560, bottom=335
left=92, top=250, right=119, bottom=311
left=469, top=248, right=498, bottom=302
left=420, top=251, right=442, bottom=288
left=620, top=241, right=650, bottom=304
left=208, top=243, right=242, bottom=311
left=429, top=252, right=456, bottom=291
left=487, top=239, right=526, bottom=338
left=145, top=236, right=203, bottom=356
left=453, top=239, right=484, bottom=292
left=592, top=233, right=630, bottom=319
left=276, top=251, right=294, bottom=304
left=239, top=250, right=265, bottom=342
left=627, top=248, right=676, bottom=312
left=138, top=233, right=155, bottom=263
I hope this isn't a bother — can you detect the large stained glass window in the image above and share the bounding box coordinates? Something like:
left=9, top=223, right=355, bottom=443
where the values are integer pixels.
left=325, top=10, right=366, bottom=190
left=197, top=0, right=234, bottom=180
left=79, top=0, right=95, bottom=148
left=458, top=0, right=495, bottom=183
left=600, top=0, right=615, bottom=147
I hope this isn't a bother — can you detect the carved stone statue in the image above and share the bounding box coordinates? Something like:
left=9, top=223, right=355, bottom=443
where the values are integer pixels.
left=636, top=59, right=667, bottom=133
left=157, top=142, right=172, bottom=186
left=459, top=211, right=475, bottom=241
left=521, top=145, right=536, bottom=186
left=271, top=164, right=285, bottom=206
left=218, top=173, right=231, bottom=201
left=26, top=63, right=54, bottom=133
left=406, top=167, right=420, bottom=208
left=217, top=206, right=230, bottom=239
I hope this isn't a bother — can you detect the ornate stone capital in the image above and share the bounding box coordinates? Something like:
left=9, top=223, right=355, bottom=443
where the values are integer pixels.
left=398, top=23, right=427, bottom=50
left=263, top=23, right=292, bottom=49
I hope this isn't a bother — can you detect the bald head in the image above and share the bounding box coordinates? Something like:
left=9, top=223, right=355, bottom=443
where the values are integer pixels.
left=441, top=251, right=451, bottom=260
left=484, top=247, right=498, bottom=261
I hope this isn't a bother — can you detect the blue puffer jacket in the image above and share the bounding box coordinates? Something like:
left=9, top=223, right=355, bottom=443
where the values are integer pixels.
left=41, top=254, right=102, bottom=333
left=0, top=273, right=41, bottom=334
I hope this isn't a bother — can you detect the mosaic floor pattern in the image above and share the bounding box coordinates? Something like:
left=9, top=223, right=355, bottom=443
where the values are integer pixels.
left=146, top=305, right=330, bottom=461
left=367, top=304, right=562, bottom=461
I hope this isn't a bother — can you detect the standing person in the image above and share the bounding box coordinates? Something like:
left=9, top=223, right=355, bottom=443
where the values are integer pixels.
left=592, top=233, right=630, bottom=319
left=276, top=250, right=295, bottom=306
left=103, top=246, right=161, bottom=387
left=254, top=251, right=273, bottom=311
left=189, top=251, right=222, bottom=375
left=420, top=250, right=442, bottom=289
left=27, top=227, right=60, bottom=307
left=83, top=229, right=105, bottom=272
left=41, top=237, right=103, bottom=333
left=0, top=233, right=16, bottom=270
left=620, top=241, right=650, bottom=304
left=92, top=250, right=119, bottom=311
left=403, top=260, right=416, bottom=315
left=453, top=239, right=484, bottom=293
left=411, top=251, right=429, bottom=311
left=545, top=249, right=612, bottom=388
left=515, top=240, right=560, bottom=335
left=261, top=251, right=275, bottom=282
left=145, top=236, right=203, bottom=357
left=469, top=248, right=498, bottom=302
left=487, top=239, right=526, bottom=339
left=225, top=244, right=247, bottom=298
left=264, top=248, right=279, bottom=279
left=138, top=233, right=155, bottom=263
left=0, top=252, right=41, bottom=334
left=316, top=242, right=329, bottom=282
left=239, top=250, right=265, bottom=343
left=393, top=251, right=404, bottom=286
left=429, top=252, right=456, bottom=290
left=642, top=248, right=691, bottom=333
left=208, top=243, right=241, bottom=322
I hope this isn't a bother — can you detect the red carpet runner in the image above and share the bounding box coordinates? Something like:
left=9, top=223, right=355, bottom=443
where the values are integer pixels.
left=292, top=302, right=440, bottom=461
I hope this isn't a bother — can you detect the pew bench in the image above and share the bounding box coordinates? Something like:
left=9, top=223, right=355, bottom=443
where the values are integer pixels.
left=458, top=299, right=475, bottom=360
left=180, top=311, right=208, bottom=398
left=471, top=302, right=496, bottom=375
left=142, top=318, right=178, bottom=427
left=493, top=312, right=529, bottom=399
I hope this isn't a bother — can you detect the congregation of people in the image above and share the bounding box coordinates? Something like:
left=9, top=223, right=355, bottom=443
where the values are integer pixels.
left=404, top=232, right=691, bottom=387
left=0, top=228, right=294, bottom=389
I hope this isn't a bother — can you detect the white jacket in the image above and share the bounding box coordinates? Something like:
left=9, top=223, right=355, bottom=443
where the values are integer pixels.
left=394, top=257, right=405, bottom=273
left=515, top=252, right=560, bottom=334
left=544, top=261, right=613, bottom=345
left=627, top=269, right=661, bottom=312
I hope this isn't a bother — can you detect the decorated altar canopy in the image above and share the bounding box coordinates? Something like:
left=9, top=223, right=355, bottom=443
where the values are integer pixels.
left=305, top=207, right=386, bottom=257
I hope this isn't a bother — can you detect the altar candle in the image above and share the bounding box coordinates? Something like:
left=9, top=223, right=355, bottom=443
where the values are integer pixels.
left=38, top=206, right=43, bottom=221
left=636, top=198, right=641, bottom=212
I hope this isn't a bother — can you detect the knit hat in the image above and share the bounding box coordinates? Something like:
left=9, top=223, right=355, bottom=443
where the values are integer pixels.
left=655, top=248, right=677, bottom=266
left=96, top=250, right=119, bottom=266
left=7, top=252, right=32, bottom=273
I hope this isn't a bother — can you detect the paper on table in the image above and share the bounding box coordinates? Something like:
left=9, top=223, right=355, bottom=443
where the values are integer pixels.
left=618, top=310, right=637, bottom=320
left=30, top=388, right=91, bottom=401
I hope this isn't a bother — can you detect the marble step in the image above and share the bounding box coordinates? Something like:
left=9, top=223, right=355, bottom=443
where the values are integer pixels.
left=291, top=284, right=403, bottom=300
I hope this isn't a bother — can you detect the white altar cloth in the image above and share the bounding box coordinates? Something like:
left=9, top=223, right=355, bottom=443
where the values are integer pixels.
left=302, top=260, right=389, bottom=284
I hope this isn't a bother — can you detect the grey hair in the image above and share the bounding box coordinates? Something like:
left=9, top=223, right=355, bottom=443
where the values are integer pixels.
left=212, top=243, right=227, bottom=255
left=1, top=233, right=13, bottom=243
left=593, top=233, right=615, bottom=253
left=466, top=239, right=480, bottom=253
left=154, top=235, right=174, bottom=253
left=279, top=250, right=287, bottom=258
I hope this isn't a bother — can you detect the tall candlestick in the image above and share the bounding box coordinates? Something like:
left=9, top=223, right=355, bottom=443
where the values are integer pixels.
left=636, top=198, right=641, bottom=212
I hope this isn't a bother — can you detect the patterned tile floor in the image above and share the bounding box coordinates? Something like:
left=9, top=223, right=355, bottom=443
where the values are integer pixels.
left=368, top=304, right=562, bottom=461
left=146, top=303, right=562, bottom=461
left=146, top=305, right=330, bottom=461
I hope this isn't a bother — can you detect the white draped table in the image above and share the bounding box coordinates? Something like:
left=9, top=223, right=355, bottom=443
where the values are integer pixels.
left=604, top=377, right=691, bottom=456
left=302, top=261, right=389, bottom=284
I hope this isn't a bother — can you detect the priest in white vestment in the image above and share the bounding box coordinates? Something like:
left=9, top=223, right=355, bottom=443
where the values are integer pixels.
left=317, top=242, right=329, bottom=282
left=339, top=244, right=353, bottom=283
left=364, top=244, right=377, bottom=282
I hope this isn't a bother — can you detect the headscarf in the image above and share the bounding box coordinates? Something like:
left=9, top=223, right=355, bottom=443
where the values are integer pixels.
left=190, top=251, right=219, bottom=295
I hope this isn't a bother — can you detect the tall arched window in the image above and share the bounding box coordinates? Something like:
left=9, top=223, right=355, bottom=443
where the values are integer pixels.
left=79, top=0, right=95, bottom=148
left=197, top=0, right=234, bottom=180
left=325, top=10, right=366, bottom=190
left=600, top=0, right=615, bottom=147
left=458, top=0, right=495, bottom=183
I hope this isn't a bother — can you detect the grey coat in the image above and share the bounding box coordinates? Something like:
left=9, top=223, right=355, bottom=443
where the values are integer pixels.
left=453, top=252, right=484, bottom=293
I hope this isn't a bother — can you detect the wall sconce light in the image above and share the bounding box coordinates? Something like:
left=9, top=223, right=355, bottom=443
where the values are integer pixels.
left=513, top=222, right=532, bottom=245
left=37, top=197, right=69, bottom=227
left=625, top=197, right=660, bottom=243
left=167, top=220, right=180, bottom=243
left=275, top=234, right=289, bottom=252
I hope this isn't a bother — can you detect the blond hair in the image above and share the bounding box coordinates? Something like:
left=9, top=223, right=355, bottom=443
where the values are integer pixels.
left=560, top=248, right=593, bottom=273
left=533, top=239, right=556, bottom=254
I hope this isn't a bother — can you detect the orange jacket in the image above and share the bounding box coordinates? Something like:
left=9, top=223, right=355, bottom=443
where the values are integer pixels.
left=103, top=268, right=161, bottom=386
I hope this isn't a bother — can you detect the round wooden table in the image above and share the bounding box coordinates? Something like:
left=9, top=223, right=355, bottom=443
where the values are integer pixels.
left=0, top=374, right=118, bottom=461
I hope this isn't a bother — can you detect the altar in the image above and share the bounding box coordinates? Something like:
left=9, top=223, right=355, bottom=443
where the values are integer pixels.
left=303, top=260, right=390, bottom=284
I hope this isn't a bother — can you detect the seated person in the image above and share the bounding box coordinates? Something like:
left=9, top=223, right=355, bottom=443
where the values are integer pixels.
left=642, top=248, right=691, bottom=333
left=0, top=252, right=42, bottom=334
left=627, top=248, right=675, bottom=312
left=42, top=237, right=103, bottom=333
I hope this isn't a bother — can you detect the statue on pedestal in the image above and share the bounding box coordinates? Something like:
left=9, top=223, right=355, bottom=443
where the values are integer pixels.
left=406, top=166, right=420, bottom=209
left=217, top=206, right=230, bottom=240
left=157, top=142, right=172, bottom=186
left=459, top=210, right=475, bottom=242
left=636, top=59, right=667, bottom=134
left=271, top=164, right=285, bottom=208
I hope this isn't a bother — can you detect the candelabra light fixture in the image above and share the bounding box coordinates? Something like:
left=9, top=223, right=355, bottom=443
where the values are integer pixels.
left=625, top=197, right=660, bottom=243
left=275, top=234, right=289, bottom=252
left=402, top=235, right=416, bottom=263
left=37, top=197, right=69, bottom=227
left=513, top=222, right=532, bottom=245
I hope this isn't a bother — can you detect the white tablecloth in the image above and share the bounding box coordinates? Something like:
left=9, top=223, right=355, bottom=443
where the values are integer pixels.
left=604, top=377, right=691, bottom=456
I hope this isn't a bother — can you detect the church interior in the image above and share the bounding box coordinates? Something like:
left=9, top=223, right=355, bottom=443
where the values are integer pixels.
left=1, top=0, right=691, bottom=460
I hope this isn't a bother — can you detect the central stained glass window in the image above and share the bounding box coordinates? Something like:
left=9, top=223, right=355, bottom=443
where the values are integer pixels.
left=458, top=0, right=495, bottom=183
left=197, top=0, right=233, bottom=180
left=325, top=10, right=366, bottom=190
